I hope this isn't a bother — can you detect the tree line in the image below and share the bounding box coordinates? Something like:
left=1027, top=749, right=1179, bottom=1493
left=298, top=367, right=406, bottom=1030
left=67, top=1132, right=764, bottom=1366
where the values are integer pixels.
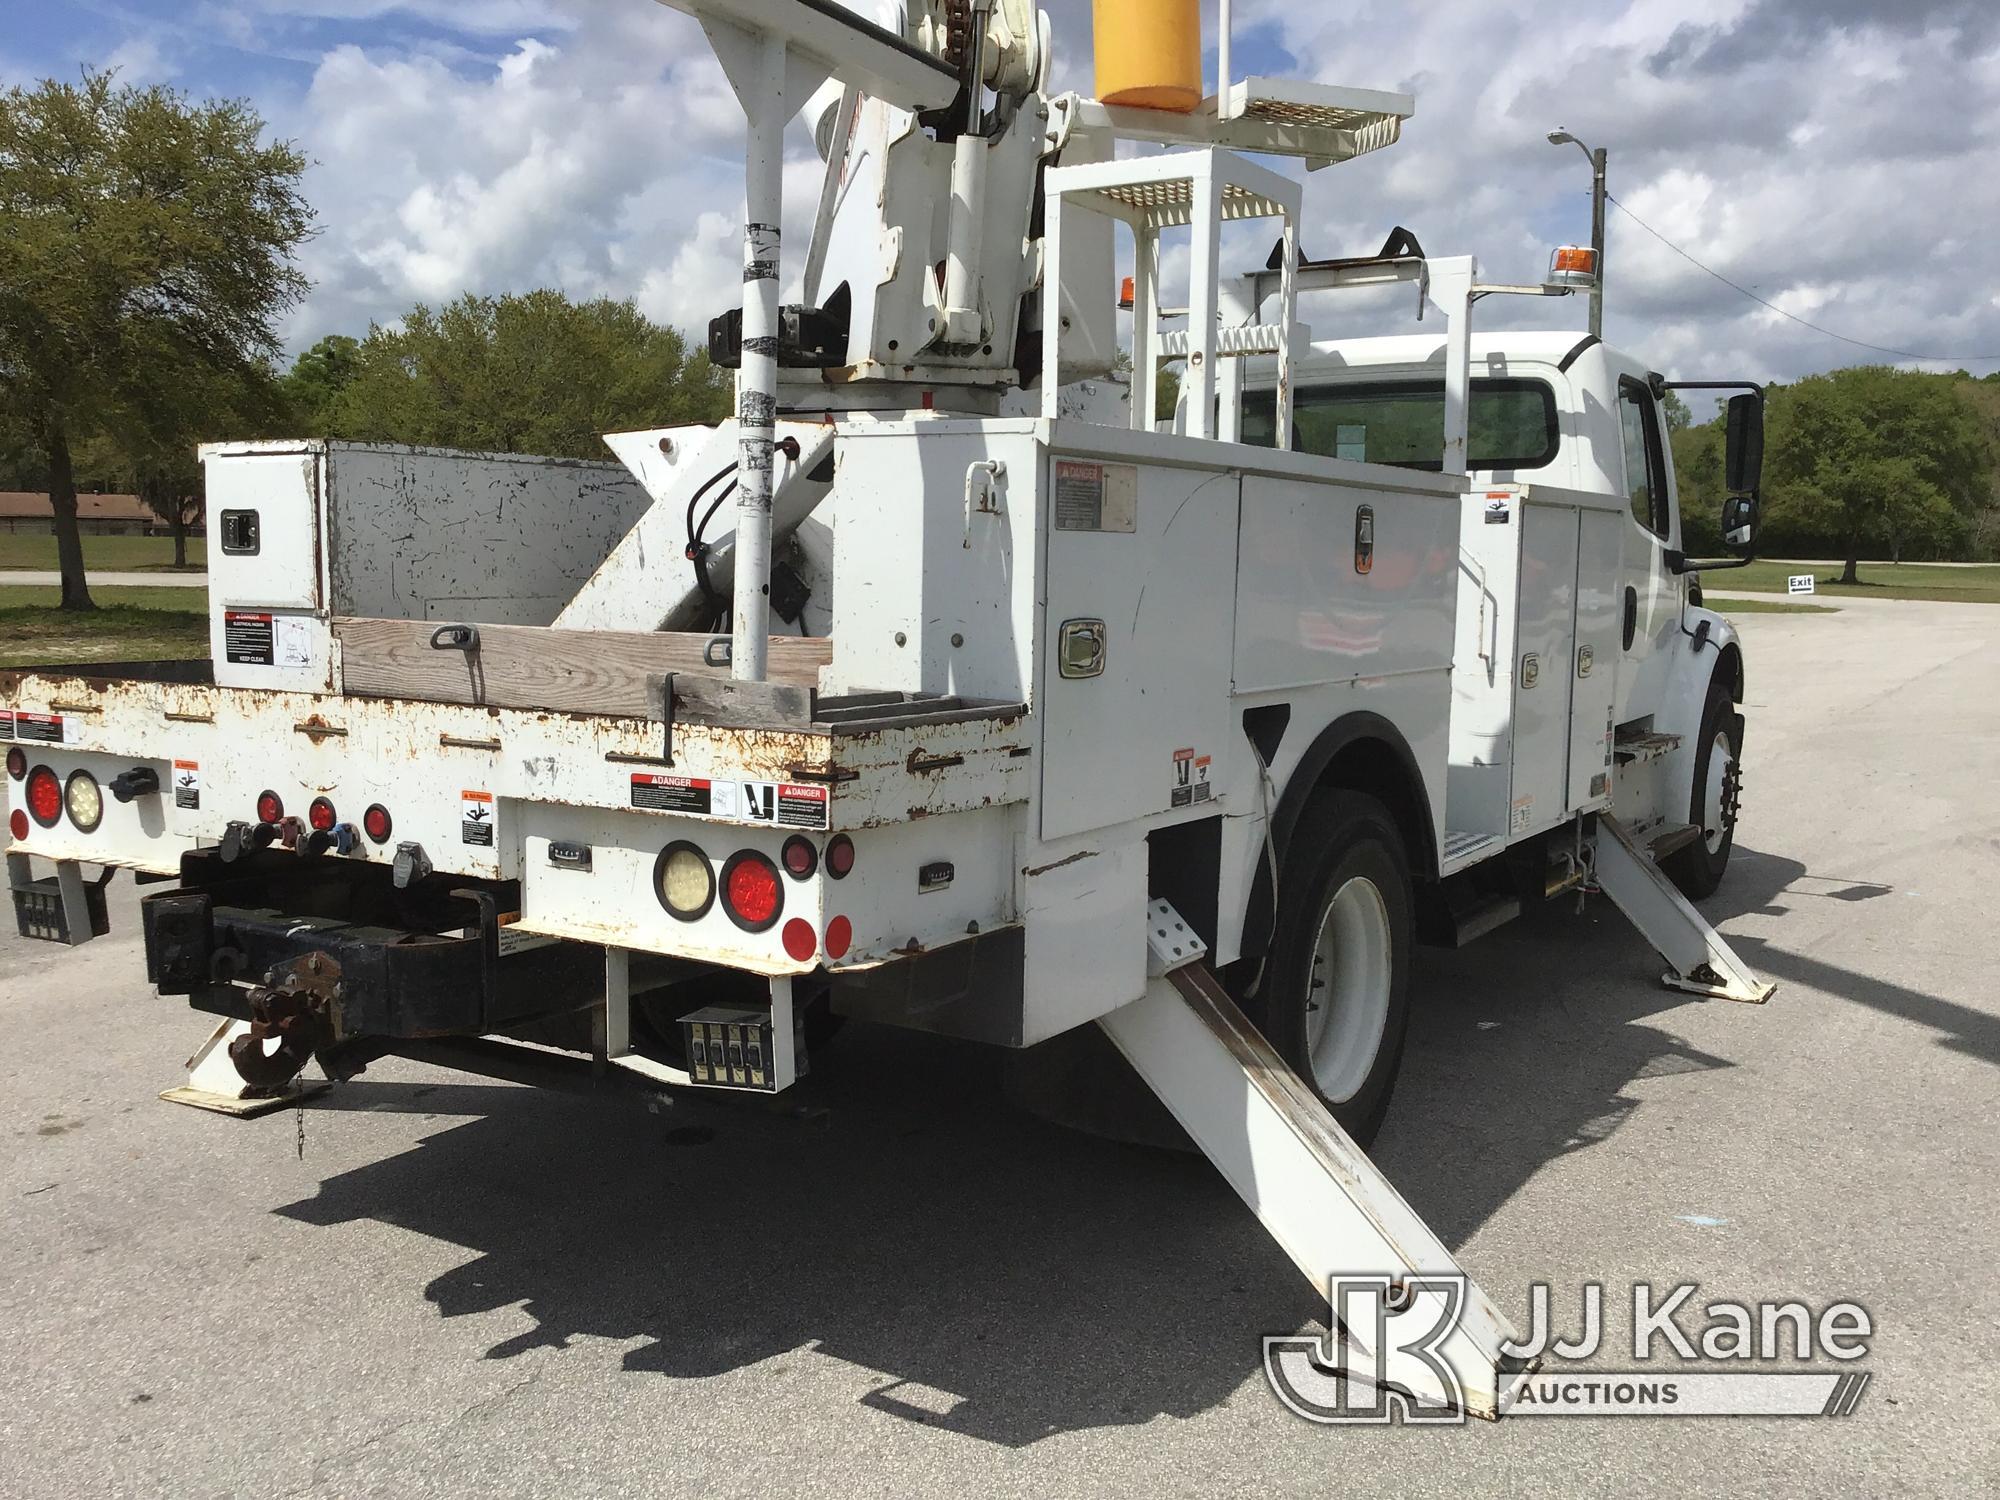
left=1, top=71, right=727, bottom=610
left=1671, top=368, right=2000, bottom=581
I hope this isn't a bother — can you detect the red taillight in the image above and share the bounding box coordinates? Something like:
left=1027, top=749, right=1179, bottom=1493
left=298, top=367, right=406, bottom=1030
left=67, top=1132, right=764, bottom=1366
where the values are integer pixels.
left=781, top=835, right=818, bottom=880
left=824, top=915, right=852, bottom=960
left=781, top=918, right=818, bottom=962
left=5, top=747, right=25, bottom=780
left=308, top=796, right=337, bottom=833
left=8, top=809, right=27, bottom=841
left=720, top=850, right=783, bottom=932
left=363, top=803, right=393, bottom=843
left=825, top=834, right=855, bottom=879
left=256, top=789, right=284, bottom=824
left=25, top=766, right=62, bottom=828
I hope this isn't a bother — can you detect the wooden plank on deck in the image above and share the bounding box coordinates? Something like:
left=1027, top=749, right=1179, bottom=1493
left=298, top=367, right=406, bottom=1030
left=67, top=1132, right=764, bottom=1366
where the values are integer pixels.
left=332, top=618, right=829, bottom=720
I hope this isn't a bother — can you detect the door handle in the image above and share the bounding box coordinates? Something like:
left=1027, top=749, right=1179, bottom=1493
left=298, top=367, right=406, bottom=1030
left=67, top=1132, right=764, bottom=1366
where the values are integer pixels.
left=1622, top=587, right=1638, bottom=651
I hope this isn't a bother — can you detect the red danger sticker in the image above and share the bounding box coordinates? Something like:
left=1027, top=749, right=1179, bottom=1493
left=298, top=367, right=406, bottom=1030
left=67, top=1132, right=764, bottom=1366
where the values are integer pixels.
left=630, top=774, right=828, bottom=829
left=13, top=712, right=64, bottom=744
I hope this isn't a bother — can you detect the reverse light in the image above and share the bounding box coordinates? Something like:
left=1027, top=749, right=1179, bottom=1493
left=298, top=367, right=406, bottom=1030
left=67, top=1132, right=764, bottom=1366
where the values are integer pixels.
left=782, top=918, right=818, bottom=962
left=825, top=833, right=855, bottom=880
left=781, top=835, right=818, bottom=880
left=656, top=841, right=716, bottom=921
left=363, top=803, right=393, bottom=843
left=256, top=789, right=284, bottom=825
left=64, top=770, right=104, bottom=834
left=721, top=850, right=783, bottom=932
left=6, top=747, right=25, bottom=780
left=308, top=796, right=337, bottom=833
left=25, top=766, right=62, bottom=828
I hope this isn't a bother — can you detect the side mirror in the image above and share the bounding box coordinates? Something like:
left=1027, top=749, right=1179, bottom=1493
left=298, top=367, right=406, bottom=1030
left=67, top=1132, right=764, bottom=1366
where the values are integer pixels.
left=1724, top=392, right=1764, bottom=495
left=1721, top=493, right=1759, bottom=554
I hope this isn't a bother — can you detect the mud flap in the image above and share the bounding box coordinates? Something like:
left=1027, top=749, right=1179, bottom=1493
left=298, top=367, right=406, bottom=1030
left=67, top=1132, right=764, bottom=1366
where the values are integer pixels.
left=1097, top=963, right=1533, bottom=1419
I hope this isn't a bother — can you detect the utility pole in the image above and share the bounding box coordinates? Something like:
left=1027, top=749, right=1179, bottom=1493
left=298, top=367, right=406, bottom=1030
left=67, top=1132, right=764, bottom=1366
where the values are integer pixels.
left=1549, top=130, right=1607, bottom=340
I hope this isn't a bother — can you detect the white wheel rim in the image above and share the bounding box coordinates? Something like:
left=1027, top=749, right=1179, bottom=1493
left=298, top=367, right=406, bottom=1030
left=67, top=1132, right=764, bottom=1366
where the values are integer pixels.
left=1304, top=876, right=1393, bottom=1105
left=1701, top=729, right=1734, bottom=853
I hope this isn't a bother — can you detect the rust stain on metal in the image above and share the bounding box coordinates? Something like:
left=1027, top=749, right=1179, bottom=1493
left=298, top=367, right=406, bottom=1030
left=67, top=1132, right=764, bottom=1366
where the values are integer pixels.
left=905, top=747, right=966, bottom=774
left=293, top=715, right=348, bottom=740
left=1025, top=849, right=1097, bottom=878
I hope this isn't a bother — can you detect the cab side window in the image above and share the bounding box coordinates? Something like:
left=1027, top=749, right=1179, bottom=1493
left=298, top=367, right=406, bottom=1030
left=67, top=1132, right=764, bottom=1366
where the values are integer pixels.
left=1617, top=379, right=1669, bottom=537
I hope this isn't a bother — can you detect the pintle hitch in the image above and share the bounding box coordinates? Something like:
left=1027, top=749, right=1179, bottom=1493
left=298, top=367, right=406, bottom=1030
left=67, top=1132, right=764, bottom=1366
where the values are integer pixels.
left=229, top=952, right=343, bottom=1090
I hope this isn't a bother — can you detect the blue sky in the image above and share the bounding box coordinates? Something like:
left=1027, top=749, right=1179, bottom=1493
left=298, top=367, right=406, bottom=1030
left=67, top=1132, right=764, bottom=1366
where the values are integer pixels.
left=8, top=1, right=1997, bottom=381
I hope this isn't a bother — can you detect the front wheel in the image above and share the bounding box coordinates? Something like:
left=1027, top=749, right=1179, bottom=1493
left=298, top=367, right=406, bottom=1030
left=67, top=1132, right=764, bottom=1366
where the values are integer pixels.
left=1259, top=791, right=1414, bottom=1147
left=1664, top=679, right=1742, bottom=900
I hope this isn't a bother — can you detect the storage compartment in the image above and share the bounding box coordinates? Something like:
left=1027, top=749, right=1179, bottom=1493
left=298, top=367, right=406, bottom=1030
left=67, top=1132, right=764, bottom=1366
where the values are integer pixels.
left=201, top=441, right=652, bottom=691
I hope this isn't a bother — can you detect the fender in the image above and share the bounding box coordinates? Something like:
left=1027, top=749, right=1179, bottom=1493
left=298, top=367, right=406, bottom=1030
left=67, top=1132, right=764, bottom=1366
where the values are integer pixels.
left=1656, top=603, right=1744, bottom=821
left=1239, top=709, right=1439, bottom=964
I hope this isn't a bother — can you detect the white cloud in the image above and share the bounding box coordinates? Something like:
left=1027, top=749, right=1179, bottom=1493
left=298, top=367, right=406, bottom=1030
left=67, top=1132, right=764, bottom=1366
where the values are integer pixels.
left=101, top=0, right=1994, bottom=380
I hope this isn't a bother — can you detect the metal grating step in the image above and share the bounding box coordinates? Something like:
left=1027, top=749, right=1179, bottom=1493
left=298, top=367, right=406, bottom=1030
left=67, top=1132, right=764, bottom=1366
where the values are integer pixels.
left=1441, top=829, right=1505, bottom=875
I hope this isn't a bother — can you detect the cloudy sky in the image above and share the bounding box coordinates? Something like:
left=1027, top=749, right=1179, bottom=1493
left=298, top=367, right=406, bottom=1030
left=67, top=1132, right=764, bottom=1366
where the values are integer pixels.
left=9, top=0, right=1999, bottom=385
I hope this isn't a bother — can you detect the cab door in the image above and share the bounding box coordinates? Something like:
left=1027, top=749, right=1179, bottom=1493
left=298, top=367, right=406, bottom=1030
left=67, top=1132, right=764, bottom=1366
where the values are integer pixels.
left=1613, top=378, right=1679, bottom=721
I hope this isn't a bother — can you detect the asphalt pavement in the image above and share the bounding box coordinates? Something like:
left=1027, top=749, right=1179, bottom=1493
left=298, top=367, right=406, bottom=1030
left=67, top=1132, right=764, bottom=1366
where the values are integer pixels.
left=2, top=599, right=1995, bottom=1497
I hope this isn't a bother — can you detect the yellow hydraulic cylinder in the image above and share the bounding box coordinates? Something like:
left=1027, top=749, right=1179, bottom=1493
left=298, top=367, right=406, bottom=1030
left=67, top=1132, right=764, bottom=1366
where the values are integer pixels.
left=1093, top=0, right=1204, bottom=114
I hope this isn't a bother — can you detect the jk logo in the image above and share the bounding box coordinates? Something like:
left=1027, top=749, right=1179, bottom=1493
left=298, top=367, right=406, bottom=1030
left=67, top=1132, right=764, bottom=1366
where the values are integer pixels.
left=1264, top=1275, right=1471, bottom=1425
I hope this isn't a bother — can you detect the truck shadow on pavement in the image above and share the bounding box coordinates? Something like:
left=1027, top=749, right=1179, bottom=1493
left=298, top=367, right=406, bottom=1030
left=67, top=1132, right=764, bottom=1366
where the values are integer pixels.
left=273, top=846, right=1844, bottom=1447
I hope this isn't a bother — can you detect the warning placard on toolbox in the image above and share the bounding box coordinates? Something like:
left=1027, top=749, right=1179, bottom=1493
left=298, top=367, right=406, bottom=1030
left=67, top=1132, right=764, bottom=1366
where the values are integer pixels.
left=223, top=610, right=274, bottom=665
left=1053, top=460, right=1137, bottom=533
left=461, top=789, right=495, bottom=846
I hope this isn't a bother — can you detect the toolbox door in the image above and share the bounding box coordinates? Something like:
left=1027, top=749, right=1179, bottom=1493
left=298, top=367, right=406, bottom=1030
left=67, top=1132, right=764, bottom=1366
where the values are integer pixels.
left=1039, top=454, right=1235, bottom=841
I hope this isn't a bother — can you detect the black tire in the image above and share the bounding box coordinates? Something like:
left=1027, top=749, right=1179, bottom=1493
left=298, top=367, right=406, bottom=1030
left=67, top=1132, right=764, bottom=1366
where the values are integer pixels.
left=1664, top=678, right=1742, bottom=901
left=1256, top=791, right=1414, bottom=1147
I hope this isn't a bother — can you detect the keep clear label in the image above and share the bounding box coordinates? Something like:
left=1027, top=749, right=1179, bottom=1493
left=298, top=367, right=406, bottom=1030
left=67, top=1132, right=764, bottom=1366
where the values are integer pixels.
left=630, top=774, right=829, bottom=829
left=224, top=611, right=312, bottom=667
left=461, top=789, right=495, bottom=846
left=173, top=759, right=201, bottom=810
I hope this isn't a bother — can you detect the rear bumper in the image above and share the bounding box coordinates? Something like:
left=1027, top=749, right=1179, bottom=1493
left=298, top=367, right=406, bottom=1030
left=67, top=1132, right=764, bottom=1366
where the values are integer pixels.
left=141, top=849, right=598, bottom=1040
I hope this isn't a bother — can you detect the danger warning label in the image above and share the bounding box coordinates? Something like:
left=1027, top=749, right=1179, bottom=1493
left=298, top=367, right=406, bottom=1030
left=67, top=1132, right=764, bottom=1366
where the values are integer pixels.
left=461, top=789, right=495, bottom=846
left=11, top=711, right=65, bottom=744
left=630, top=774, right=712, bottom=816
left=173, top=760, right=200, bottom=810
left=630, top=775, right=829, bottom=829
left=224, top=610, right=311, bottom=667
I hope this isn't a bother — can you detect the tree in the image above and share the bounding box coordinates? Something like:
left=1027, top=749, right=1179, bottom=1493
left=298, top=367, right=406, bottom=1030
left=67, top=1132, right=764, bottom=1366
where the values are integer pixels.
left=319, top=291, right=731, bottom=459
left=0, top=70, right=312, bottom=608
left=1661, top=388, right=1693, bottom=433
left=1761, top=367, right=1993, bottom=582
left=279, top=334, right=361, bottom=429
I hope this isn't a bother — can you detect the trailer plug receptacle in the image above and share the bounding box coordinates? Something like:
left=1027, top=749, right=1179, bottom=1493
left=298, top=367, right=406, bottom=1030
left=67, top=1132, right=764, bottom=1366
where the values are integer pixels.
left=392, top=841, right=433, bottom=889
left=332, top=822, right=360, bottom=855
left=109, top=766, right=160, bottom=803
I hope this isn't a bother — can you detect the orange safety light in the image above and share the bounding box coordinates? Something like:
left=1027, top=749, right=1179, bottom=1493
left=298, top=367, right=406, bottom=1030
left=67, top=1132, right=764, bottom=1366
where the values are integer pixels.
left=1547, top=245, right=1598, bottom=288
left=1119, top=275, right=1136, bottom=310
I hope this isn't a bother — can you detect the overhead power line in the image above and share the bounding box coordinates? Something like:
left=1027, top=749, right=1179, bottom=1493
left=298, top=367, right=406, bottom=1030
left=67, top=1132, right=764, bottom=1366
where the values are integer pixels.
left=1605, top=193, right=2000, bottom=366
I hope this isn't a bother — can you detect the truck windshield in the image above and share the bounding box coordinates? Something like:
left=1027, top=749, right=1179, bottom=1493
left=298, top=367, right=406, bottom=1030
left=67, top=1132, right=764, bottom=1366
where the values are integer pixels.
left=1241, top=377, right=1560, bottom=473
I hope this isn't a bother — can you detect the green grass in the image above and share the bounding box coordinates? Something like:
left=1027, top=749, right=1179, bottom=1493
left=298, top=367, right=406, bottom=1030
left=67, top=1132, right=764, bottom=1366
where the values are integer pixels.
left=1706, top=596, right=1838, bottom=615
left=0, top=584, right=207, bottom=670
left=0, top=531, right=207, bottom=572
left=1719, top=559, right=2000, bottom=603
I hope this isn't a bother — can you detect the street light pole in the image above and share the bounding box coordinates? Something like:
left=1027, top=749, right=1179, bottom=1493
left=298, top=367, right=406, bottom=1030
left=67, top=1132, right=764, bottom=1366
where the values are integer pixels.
left=1549, top=130, right=1607, bottom=340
